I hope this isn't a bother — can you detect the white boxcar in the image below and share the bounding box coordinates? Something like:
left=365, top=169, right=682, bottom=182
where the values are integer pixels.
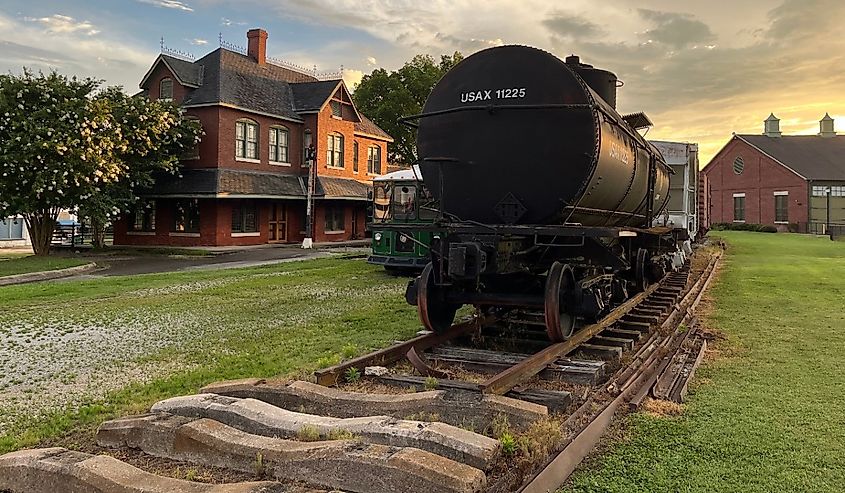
left=652, top=141, right=699, bottom=241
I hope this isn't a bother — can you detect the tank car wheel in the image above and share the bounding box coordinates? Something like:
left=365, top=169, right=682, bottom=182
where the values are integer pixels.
left=417, top=262, right=459, bottom=333
left=635, top=248, right=649, bottom=292
left=544, top=262, right=576, bottom=342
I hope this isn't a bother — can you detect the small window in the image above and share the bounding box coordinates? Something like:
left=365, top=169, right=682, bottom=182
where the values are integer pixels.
left=232, top=201, right=258, bottom=233
left=236, top=120, right=258, bottom=160
left=774, top=194, right=788, bottom=223
left=367, top=146, right=382, bottom=174
left=833, top=186, right=845, bottom=197
left=733, top=195, right=746, bottom=222
left=813, top=185, right=827, bottom=197
left=130, top=200, right=156, bottom=232
left=269, top=127, right=289, bottom=163
left=327, top=133, right=344, bottom=168
left=173, top=199, right=200, bottom=233
left=324, top=206, right=345, bottom=232
left=0, top=217, right=24, bottom=240
left=373, top=183, right=392, bottom=222
left=733, top=156, right=744, bottom=175
left=353, top=141, right=359, bottom=173
left=302, top=129, right=313, bottom=166
left=330, top=101, right=342, bottom=118
left=160, top=78, right=173, bottom=101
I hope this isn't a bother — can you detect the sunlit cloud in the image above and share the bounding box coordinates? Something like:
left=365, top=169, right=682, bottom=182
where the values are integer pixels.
left=188, top=38, right=207, bottom=45
left=136, top=0, right=193, bottom=12
left=23, top=14, right=99, bottom=36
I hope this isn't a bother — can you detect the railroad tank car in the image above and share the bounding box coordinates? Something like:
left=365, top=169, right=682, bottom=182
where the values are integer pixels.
left=395, top=46, right=684, bottom=342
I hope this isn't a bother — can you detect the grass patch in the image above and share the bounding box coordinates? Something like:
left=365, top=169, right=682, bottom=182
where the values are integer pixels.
left=0, top=257, right=420, bottom=453
left=0, top=255, right=88, bottom=277
left=562, top=232, right=845, bottom=492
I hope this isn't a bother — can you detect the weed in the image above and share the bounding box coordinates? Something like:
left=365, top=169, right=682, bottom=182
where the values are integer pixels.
left=184, top=468, right=198, bottom=482
left=253, top=452, right=265, bottom=478
left=344, top=367, right=361, bottom=383
left=327, top=429, right=355, bottom=440
left=500, top=432, right=517, bottom=455
left=316, top=354, right=341, bottom=369
left=423, top=376, right=438, bottom=390
left=296, top=425, right=322, bottom=442
left=489, top=413, right=511, bottom=439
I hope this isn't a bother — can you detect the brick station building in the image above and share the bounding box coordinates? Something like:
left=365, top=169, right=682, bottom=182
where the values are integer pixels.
left=702, top=113, right=845, bottom=233
left=113, top=29, right=392, bottom=247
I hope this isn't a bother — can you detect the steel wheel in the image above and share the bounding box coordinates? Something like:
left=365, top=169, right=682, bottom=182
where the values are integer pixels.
left=635, top=248, right=649, bottom=292
left=544, top=262, right=576, bottom=342
left=417, top=262, right=459, bottom=333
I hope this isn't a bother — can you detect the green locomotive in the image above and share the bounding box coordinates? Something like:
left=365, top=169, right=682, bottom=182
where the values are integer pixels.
left=367, top=166, right=438, bottom=271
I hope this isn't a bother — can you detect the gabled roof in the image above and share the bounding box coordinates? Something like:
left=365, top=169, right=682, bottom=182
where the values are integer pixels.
left=290, top=80, right=342, bottom=112
left=736, top=134, right=845, bottom=180
left=139, top=47, right=392, bottom=140
left=140, top=54, right=203, bottom=89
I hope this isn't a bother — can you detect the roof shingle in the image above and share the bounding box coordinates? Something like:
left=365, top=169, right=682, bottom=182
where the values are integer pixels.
left=738, top=134, right=845, bottom=180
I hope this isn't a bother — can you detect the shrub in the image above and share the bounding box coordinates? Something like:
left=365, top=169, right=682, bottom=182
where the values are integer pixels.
left=711, top=222, right=777, bottom=233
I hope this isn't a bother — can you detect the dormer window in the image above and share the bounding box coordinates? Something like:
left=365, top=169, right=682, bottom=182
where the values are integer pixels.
left=159, top=78, right=173, bottom=101
left=236, top=119, right=259, bottom=160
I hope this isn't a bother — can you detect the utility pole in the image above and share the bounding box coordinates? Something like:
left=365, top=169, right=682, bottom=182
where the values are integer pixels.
left=302, top=145, right=316, bottom=249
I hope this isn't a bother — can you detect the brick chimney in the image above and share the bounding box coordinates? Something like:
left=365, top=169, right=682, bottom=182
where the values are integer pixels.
left=819, top=113, right=836, bottom=137
left=247, top=28, right=268, bottom=65
left=763, top=113, right=781, bottom=138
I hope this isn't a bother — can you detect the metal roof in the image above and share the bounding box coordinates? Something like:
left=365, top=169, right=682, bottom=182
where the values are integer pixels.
left=373, top=165, right=422, bottom=182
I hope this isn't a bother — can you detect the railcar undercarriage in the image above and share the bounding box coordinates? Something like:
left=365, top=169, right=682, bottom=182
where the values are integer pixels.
left=404, top=223, right=686, bottom=342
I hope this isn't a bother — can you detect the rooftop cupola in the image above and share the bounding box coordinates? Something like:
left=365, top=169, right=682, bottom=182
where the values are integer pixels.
left=819, top=113, right=836, bottom=137
left=764, top=113, right=781, bottom=138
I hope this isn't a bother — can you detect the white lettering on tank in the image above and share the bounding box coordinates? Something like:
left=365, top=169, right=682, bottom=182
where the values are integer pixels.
left=460, top=87, right=527, bottom=103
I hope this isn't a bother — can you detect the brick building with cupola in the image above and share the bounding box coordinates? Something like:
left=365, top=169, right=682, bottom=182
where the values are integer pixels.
left=702, top=113, right=845, bottom=234
left=113, top=28, right=392, bottom=247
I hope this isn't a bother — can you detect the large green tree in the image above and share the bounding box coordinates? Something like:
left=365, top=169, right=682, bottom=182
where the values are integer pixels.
left=353, top=52, right=463, bottom=165
left=0, top=71, right=200, bottom=255
left=78, top=88, right=201, bottom=248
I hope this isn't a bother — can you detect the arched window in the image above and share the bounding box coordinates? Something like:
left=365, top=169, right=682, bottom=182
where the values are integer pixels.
left=235, top=119, right=259, bottom=160
left=159, top=78, right=173, bottom=101
left=269, top=126, right=289, bottom=164
left=327, top=132, right=344, bottom=168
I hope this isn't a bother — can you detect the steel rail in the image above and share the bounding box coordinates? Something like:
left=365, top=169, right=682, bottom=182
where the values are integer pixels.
left=517, top=251, right=722, bottom=493
left=314, top=314, right=492, bottom=386
left=479, top=281, right=662, bottom=395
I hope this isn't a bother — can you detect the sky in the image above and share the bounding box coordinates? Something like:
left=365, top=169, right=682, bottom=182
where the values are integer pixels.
left=1, top=0, right=843, bottom=164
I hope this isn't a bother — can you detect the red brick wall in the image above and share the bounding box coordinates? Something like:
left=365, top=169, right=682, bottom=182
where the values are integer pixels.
left=213, top=107, right=305, bottom=173
left=312, top=201, right=367, bottom=242
left=313, top=104, right=388, bottom=182
left=702, top=137, right=808, bottom=229
left=146, top=63, right=189, bottom=104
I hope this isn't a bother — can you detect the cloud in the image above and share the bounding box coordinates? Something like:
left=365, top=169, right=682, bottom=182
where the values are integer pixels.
left=23, top=14, right=99, bottom=36
left=366, top=56, right=377, bottom=66
left=136, top=0, right=193, bottom=12
left=221, top=17, right=247, bottom=27
left=188, top=38, right=207, bottom=45
left=0, top=11, right=154, bottom=91
left=637, top=9, right=715, bottom=48
left=542, top=13, right=603, bottom=38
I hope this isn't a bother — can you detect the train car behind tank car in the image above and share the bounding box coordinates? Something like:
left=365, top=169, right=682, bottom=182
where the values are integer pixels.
left=390, top=46, right=687, bottom=342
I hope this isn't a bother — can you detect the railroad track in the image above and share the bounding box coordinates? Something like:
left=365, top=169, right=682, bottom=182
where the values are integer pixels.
left=0, top=248, right=721, bottom=493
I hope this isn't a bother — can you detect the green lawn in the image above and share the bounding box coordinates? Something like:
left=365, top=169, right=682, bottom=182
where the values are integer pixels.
left=0, top=254, right=88, bottom=277
left=563, top=232, right=845, bottom=492
left=0, top=257, right=418, bottom=453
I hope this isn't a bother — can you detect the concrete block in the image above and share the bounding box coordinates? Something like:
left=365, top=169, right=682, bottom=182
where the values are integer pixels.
left=151, top=393, right=500, bottom=471
left=97, top=414, right=486, bottom=493
left=201, top=379, right=545, bottom=430
left=0, top=446, right=283, bottom=493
